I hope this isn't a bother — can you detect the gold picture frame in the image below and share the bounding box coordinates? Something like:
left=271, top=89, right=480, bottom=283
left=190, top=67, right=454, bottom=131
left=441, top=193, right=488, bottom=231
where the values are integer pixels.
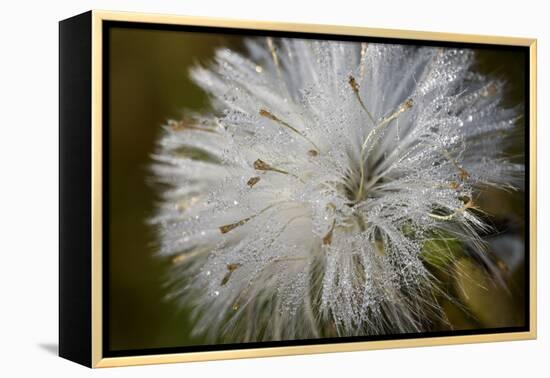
left=59, top=10, right=537, bottom=368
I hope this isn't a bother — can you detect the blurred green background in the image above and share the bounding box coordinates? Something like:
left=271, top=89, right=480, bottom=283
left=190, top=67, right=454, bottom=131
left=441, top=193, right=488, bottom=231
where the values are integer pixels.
left=107, top=27, right=244, bottom=351
left=107, top=26, right=526, bottom=352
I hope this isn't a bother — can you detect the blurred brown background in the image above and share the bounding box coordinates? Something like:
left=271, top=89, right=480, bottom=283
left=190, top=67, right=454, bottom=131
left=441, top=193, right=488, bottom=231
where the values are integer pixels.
left=107, top=26, right=526, bottom=352
left=108, top=27, right=244, bottom=351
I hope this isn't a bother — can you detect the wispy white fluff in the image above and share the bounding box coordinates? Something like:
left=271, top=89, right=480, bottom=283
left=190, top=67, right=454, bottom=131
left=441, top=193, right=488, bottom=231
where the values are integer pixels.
left=151, top=37, right=523, bottom=342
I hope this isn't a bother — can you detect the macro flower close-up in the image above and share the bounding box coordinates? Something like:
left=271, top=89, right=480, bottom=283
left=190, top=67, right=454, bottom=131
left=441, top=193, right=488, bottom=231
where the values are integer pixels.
left=150, top=37, right=524, bottom=343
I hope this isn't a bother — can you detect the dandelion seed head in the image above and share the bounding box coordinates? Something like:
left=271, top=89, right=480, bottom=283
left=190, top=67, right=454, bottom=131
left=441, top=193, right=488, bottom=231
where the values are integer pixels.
left=151, top=38, right=523, bottom=342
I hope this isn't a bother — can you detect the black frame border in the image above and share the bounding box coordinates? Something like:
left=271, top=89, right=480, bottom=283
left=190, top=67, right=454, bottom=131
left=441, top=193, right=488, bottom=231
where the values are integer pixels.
left=59, top=11, right=93, bottom=367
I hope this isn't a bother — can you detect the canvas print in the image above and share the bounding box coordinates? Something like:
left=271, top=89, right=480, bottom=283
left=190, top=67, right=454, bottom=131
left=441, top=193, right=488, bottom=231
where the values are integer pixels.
left=106, top=24, right=528, bottom=354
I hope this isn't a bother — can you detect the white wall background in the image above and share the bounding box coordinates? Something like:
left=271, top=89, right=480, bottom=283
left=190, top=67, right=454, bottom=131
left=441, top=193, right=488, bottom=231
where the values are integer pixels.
left=0, top=0, right=547, bottom=376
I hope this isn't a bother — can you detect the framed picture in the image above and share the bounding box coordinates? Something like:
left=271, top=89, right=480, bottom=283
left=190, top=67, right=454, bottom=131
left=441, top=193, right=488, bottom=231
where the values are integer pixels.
left=59, top=10, right=537, bottom=368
